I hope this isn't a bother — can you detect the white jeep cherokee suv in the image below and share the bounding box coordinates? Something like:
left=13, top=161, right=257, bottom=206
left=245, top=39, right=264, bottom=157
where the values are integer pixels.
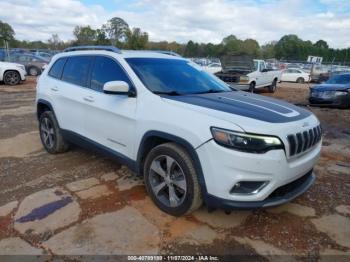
left=0, top=61, right=26, bottom=85
left=36, top=46, right=322, bottom=216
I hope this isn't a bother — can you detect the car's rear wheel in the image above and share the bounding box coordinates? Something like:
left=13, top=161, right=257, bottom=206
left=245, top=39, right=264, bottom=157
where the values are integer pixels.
left=3, top=71, right=21, bottom=85
left=28, top=66, right=40, bottom=76
left=39, top=111, right=69, bottom=154
left=144, top=143, right=202, bottom=216
left=249, top=82, right=255, bottom=93
left=296, top=77, right=304, bottom=84
left=268, top=79, right=277, bottom=93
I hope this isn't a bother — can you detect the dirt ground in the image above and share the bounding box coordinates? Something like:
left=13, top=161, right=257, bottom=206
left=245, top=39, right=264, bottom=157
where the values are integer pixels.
left=0, top=77, right=349, bottom=260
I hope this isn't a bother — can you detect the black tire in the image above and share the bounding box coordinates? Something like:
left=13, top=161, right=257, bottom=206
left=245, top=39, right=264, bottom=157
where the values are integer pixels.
left=3, top=71, right=21, bottom=86
left=143, top=143, right=202, bottom=216
left=249, top=82, right=255, bottom=93
left=39, top=111, right=69, bottom=154
left=28, top=66, right=40, bottom=76
left=268, top=79, right=277, bottom=93
left=296, top=77, right=304, bottom=84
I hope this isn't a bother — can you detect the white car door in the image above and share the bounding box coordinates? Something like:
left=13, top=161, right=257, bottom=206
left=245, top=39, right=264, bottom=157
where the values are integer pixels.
left=291, top=69, right=303, bottom=82
left=83, top=56, right=137, bottom=159
left=49, top=55, right=94, bottom=136
left=281, top=69, right=291, bottom=82
left=259, top=62, right=270, bottom=86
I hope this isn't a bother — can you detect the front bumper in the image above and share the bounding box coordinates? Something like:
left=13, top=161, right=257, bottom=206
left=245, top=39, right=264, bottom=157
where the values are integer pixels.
left=309, top=95, right=350, bottom=107
left=206, top=170, right=315, bottom=209
left=196, top=139, right=321, bottom=209
left=19, top=69, right=26, bottom=81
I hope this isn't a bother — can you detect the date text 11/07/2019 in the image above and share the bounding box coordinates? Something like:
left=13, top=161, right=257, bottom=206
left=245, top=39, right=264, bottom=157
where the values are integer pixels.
left=127, top=255, right=220, bottom=261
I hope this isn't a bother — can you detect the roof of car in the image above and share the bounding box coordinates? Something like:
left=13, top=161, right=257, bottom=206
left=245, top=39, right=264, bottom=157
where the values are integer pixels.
left=55, top=49, right=184, bottom=61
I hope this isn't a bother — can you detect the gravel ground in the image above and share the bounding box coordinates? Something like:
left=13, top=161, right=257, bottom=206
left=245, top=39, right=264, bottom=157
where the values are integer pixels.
left=0, top=78, right=349, bottom=260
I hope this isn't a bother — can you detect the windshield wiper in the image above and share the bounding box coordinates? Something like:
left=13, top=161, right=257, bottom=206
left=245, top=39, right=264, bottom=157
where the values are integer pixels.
left=194, top=89, right=230, bottom=94
left=153, top=91, right=182, bottom=96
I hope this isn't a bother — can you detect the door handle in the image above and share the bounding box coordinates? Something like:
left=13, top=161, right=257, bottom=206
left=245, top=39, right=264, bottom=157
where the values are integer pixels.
left=51, top=86, right=58, bottom=92
left=83, top=96, right=94, bottom=102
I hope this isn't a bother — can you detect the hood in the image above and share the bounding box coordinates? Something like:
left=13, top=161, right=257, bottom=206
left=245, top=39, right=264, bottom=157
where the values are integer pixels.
left=311, top=83, right=350, bottom=91
left=0, top=61, right=23, bottom=68
left=162, top=91, right=311, bottom=124
left=220, top=54, right=254, bottom=74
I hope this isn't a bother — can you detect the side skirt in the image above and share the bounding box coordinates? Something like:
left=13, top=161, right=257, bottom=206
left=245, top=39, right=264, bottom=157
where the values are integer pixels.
left=61, top=129, right=137, bottom=172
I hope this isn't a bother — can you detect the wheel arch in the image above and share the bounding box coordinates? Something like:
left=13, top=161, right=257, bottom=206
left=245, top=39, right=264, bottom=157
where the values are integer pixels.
left=4, top=69, right=21, bottom=75
left=137, top=131, right=208, bottom=196
left=249, top=80, right=256, bottom=86
left=37, top=99, right=55, bottom=120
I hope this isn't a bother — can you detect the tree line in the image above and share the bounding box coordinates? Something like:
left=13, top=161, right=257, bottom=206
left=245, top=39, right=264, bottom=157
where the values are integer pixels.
left=1, top=18, right=349, bottom=63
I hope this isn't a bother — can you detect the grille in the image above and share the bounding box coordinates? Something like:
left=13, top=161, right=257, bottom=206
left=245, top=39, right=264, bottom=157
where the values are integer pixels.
left=287, top=125, right=322, bottom=157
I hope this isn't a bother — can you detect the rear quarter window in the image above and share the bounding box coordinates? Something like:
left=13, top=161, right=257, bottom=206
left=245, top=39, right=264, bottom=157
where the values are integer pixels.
left=48, top=58, right=67, bottom=79
left=62, top=56, right=93, bottom=87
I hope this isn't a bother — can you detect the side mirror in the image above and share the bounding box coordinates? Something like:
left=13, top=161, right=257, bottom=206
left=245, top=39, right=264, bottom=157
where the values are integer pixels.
left=261, top=69, right=269, bottom=73
left=103, top=81, right=133, bottom=96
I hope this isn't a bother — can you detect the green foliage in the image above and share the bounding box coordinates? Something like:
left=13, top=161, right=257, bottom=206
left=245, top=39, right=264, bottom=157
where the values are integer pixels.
left=73, top=25, right=97, bottom=45
left=1, top=18, right=349, bottom=64
left=125, top=28, right=148, bottom=50
left=0, top=20, right=15, bottom=43
left=102, top=17, right=129, bottom=46
left=95, top=29, right=110, bottom=45
left=260, top=41, right=276, bottom=59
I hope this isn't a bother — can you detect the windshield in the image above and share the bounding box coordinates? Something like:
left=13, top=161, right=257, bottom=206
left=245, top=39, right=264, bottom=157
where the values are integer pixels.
left=326, top=74, right=350, bottom=84
left=126, top=58, right=232, bottom=95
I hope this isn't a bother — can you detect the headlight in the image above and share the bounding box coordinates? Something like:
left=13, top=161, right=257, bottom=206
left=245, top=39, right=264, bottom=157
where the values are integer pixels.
left=211, top=127, right=284, bottom=153
left=334, top=91, right=347, bottom=96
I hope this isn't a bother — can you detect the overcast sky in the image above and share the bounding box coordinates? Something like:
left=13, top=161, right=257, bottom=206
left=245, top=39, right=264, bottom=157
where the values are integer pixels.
left=0, top=0, right=349, bottom=48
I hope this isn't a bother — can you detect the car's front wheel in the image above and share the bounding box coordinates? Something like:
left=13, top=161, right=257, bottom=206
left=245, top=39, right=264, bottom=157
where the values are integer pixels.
left=249, top=82, right=255, bottom=93
left=3, top=71, right=21, bottom=85
left=39, top=111, right=69, bottom=154
left=144, top=143, right=202, bottom=216
left=268, top=79, right=277, bottom=93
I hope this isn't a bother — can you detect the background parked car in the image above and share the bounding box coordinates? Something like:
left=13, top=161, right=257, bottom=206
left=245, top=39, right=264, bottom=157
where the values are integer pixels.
left=0, top=61, right=26, bottom=85
left=203, top=63, right=222, bottom=74
left=30, top=50, right=53, bottom=61
left=7, top=53, right=49, bottom=76
left=309, top=73, right=350, bottom=108
left=281, top=68, right=310, bottom=83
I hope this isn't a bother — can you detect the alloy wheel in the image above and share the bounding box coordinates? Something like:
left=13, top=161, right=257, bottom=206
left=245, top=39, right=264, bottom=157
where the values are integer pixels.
left=40, top=117, right=55, bottom=149
left=148, top=155, right=187, bottom=208
left=5, top=72, right=20, bottom=85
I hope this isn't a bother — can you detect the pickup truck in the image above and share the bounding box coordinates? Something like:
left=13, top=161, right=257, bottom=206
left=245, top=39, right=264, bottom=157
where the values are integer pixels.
left=215, top=54, right=282, bottom=93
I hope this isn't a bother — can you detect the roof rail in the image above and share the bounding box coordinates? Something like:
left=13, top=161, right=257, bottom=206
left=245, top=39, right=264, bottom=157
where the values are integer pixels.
left=151, top=50, right=181, bottom=57
left=64, top=45, right=122, bottom=54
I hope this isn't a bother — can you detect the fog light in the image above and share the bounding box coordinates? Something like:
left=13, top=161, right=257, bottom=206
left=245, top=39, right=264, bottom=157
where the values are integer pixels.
left=230, top=181, right=269, bottom=195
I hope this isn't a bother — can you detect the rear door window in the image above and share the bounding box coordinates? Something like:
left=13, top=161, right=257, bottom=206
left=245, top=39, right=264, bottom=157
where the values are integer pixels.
left=90, top=56, right=132, bottom=92
left=48, top=58, right=67, bottom=79
left=62, top=56, right=93, bottom=87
